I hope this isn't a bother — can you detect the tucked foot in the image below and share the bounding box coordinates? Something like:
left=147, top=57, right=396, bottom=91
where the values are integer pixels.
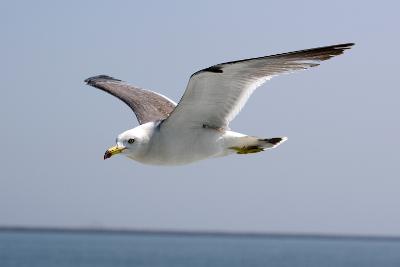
left=229, top=136, right=287, bottom=155
left=230, top=145, right=265, bottom=154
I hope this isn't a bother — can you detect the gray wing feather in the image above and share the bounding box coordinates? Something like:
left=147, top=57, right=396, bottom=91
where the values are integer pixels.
left=163, top=43, right=354, bottom=130
left=85, top=75, right=176, bottom=124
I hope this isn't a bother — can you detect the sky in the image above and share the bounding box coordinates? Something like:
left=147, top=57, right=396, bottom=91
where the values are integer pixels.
left=1, top=0, right=399, bottom=236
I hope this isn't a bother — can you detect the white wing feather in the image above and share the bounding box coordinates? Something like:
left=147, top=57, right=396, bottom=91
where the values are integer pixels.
left=162, top=43, right=354, bottom=130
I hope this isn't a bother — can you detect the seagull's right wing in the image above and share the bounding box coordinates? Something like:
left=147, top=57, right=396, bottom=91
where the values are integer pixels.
left=162, top=43, right=354, bottom=130
left=85, top=75, right=176, bottom=125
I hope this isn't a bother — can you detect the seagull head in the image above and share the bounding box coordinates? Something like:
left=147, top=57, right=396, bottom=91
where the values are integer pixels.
left=103, top=123, right=154, bottom=160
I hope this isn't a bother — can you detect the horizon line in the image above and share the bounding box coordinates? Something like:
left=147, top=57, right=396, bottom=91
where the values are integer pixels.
left=1, top=225, right=400, bottom=241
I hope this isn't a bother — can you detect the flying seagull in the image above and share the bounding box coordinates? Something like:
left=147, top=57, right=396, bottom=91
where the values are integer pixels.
left=85, top=43, right=354, bottom=165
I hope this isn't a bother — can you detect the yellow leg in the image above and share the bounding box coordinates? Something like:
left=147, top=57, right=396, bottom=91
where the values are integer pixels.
left=229, top=146, right=265, bottom=154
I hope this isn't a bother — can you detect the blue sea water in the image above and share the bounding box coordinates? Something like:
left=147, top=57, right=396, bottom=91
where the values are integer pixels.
left=1, top=231, right=400, bottom=267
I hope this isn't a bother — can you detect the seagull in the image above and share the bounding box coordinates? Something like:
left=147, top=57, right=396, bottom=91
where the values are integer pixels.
left=85, top=43, right=354, bottom=165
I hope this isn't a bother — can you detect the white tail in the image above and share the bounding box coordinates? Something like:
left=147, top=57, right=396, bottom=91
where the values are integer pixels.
left=228, top=136, right=287, bottom=154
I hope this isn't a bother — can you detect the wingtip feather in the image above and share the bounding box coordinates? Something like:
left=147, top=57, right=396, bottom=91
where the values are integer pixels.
left=84, top=75, right=122, bottom=85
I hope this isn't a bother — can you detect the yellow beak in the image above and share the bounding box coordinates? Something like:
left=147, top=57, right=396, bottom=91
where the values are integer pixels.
left=104, top=145, right=125, bottom=160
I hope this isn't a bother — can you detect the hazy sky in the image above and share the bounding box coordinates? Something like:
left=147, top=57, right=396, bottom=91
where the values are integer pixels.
left=1, top=1, right=399, bottom=236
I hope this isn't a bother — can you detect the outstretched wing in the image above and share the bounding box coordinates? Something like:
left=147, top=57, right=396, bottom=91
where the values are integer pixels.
left=85, top=75, right=176, bottom=124
left=162, top=43, right=354, bottom=130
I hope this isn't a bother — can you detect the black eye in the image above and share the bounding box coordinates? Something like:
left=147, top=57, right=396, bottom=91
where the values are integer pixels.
left=128, top=138, right=135, bottom=144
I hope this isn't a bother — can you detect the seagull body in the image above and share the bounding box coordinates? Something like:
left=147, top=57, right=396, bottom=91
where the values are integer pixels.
left=85, top=43, right=354, bottom=165
left=111, top=122, right=280, bottom=165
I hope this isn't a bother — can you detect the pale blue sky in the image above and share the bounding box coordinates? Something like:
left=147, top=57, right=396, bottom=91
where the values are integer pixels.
left=1, top=1, right=399, bottom=235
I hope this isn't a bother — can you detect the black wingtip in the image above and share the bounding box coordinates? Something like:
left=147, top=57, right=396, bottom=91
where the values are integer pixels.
left=84, top=75, right=122, bottom=85
left=262, top=137, right=284, bottom=145
left=334, top=42, right=355, bottom=47
left=325, top=42, right=355, bottom=57
left=332, top=42, right=355, bottom=51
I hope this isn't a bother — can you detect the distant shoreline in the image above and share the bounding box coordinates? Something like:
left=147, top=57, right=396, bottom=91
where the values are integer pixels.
left=1, top=226, right=400, bottom=242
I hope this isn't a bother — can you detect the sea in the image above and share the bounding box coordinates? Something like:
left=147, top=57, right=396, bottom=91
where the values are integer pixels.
left=1, top=230, right=400, bottom=267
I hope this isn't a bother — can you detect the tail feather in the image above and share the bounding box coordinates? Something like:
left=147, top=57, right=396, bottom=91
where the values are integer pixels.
left=229, top=136, right=287, bottom=154
left=260, top=137, right=288, bottom=148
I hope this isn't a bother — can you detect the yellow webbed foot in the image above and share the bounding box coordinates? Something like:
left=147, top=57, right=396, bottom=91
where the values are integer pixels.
left=229, top=146, right=265, bottom=154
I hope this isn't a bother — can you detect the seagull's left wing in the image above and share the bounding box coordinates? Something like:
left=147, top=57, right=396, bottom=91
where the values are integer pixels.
left=85, top=75, right=176, bottom=124
left=162, top=43, right=354, bottom=130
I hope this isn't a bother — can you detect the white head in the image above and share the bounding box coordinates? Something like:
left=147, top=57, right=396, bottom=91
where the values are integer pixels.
left=103, top=122, right=154, bottom=160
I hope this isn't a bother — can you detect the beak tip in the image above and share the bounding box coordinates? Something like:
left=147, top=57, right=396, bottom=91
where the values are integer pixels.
left=103, top=146, right=125, bottom=160
left=104, top=151, right=112, bottom=160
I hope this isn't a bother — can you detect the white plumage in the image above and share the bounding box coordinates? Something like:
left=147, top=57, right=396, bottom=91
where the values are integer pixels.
left=85, top=43, right=354, bottom=165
